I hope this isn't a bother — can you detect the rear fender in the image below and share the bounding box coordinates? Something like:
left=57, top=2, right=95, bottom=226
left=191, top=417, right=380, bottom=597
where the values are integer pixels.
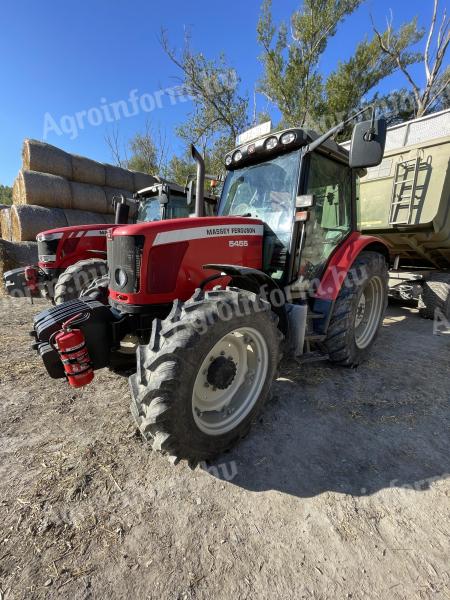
left=314, top=232, right=390, bottom=302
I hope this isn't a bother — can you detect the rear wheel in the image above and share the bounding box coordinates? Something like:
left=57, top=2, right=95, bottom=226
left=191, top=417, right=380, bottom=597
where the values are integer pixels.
left=53, top=259, right=108, bottom=304
left=129, top=287, right=282, bottom=466
left=419, top=274, right=450, bottom=320
left=325, top=251, right=388, bottom=366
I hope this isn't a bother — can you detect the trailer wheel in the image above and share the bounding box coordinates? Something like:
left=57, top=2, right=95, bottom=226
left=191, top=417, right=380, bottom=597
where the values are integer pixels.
left=325, top=251, right=388, bottom=367
left=54, top=259, right=108, bottom=304
left=419, top=274, right=450, bottom=321
left=129, top=287, right=282, bottom=466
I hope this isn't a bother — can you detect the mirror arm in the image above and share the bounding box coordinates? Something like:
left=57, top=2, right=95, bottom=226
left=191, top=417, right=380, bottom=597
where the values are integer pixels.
left=303, top=105, right=374, bottom=155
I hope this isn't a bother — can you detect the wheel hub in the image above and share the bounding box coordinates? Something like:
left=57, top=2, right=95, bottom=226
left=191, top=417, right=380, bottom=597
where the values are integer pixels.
left=354, top=276, right=384, bottom=349
left=206, top=356, right=237, bottom=390
left=192, top=327, right=269, bottom=436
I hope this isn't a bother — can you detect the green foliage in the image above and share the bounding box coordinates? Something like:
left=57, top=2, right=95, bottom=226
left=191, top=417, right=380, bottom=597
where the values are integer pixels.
left=0, top=184, right=12, bottom=206
left=258, top=0, right=426, bottom=131
left=324, top=22, right=423, bottom=125
left=162, top=32, right=249, bottom=144
left=165, top=153, right=196, bottom=186
left=257, top=0, right=364, bottom=127
left=127, top=131, right=158, bottom=174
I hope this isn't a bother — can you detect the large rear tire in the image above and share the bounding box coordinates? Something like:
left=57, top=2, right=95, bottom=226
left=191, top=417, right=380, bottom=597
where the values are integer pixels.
left=53, top=258, right=108, bottom=304
left=129, top=287, right=282, bottom=466
left=325, top=251, right=388, bottom=366
left=419, top=274, right=450, bottom=321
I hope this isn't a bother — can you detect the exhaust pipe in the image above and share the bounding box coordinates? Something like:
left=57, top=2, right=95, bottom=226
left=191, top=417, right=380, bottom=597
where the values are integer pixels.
left=191, top=144, right=205, bottom=217
left=114, top=194, right=130, bottom=224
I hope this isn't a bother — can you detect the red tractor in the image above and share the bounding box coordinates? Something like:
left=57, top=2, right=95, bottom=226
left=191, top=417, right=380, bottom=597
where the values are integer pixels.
left=31, top=112, right=389, bottom=466
left=4, top=179, right=216, bottom=304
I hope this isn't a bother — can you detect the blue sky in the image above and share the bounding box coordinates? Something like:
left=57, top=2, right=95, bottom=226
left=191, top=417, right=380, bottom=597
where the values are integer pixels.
left=0, top=0, right=441, bottom=185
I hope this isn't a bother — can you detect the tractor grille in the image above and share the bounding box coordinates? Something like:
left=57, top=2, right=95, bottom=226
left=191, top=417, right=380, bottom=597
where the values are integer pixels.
left=107, top=235, right=144, bottom=294
left=37, top=238, right=59, bottom=262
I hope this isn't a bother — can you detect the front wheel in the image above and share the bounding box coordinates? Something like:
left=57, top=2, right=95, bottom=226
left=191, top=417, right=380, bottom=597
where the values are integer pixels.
left=325, top=251, right=388, bottom=366
left=129, top=287, right=282, bottom=466
left=53, top=259, right=108, bottom=304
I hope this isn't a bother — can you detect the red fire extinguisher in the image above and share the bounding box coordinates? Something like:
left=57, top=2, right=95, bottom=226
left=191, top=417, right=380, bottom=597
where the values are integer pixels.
left=51, top=313, right=94, bottom=388
left=24, top=266, right=39, bottom=296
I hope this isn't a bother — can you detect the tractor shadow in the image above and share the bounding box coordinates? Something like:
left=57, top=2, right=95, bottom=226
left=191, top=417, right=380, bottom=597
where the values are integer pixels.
left=206, top=303, right=450, bottom=497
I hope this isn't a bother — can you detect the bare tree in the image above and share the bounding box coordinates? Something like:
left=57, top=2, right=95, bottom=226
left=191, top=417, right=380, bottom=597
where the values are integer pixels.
left=374, top=0, right=450, bottom=117
left=104, top=124, right=128, bottom=167
left=105, top=121, right=168, bottom=175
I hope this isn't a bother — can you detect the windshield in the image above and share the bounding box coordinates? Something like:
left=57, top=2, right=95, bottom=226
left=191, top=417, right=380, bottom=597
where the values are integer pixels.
left=137, top=196, right=190, bottom=223
left=219, top=151, right=300, bottom=246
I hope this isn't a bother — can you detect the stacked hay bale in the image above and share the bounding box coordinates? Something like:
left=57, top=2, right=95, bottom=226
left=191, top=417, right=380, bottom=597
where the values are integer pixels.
left=0, top=139, right=156, bottom=289
left=12, top=139, right=156, bottom=221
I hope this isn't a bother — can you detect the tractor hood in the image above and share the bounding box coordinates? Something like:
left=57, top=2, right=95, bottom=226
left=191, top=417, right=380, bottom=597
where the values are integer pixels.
left=36, top=222, right=117, bottom=243
left=37, top=223, right=116, bottom=269
left=107, top=216, right=265, bottom=309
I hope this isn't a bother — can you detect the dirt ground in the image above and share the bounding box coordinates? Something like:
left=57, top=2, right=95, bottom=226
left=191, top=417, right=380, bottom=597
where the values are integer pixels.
left=0, top=296, right=449, bottom=600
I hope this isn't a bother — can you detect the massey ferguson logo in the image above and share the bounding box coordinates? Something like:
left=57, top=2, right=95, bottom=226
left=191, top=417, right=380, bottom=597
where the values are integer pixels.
left=206, top=226, right=257, bottom=236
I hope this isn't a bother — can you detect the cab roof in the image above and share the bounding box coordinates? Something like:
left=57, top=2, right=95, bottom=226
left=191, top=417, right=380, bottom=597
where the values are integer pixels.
left=225, top=126, right=350, bottom=170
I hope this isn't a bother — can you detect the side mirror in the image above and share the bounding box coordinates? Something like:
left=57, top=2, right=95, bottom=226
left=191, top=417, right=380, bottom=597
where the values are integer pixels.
left=349, top=118, right=386, bottom=169
left=186, top=180, right=194, bottom=207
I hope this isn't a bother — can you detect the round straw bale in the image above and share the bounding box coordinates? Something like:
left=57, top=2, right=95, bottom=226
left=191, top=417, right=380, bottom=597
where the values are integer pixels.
left=22, top=139, right=72, bottom=179
left=69, top=182, right=108, bottom=213
left=64, top=209, right=115, bottom=227
left=104, top=164, right=134, bottom=191
left=132, top=171, right=157, bottom=192
left=72, top=154, right=106, bottom=186
left=11, top=204, right=68, bottom=242
left=12, top=176, right=23, bottom=204
left=18, top=170, right=72, bottom=209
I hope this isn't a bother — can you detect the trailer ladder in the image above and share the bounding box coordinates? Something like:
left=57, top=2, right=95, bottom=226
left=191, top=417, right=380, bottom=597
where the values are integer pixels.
left=389, top=157, right=421, bottom=225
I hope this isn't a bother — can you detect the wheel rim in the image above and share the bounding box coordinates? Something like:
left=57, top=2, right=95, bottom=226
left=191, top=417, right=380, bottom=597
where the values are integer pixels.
left=192, top=327, right=269, bottom=436
left=354, top=276, right=384, bottom=349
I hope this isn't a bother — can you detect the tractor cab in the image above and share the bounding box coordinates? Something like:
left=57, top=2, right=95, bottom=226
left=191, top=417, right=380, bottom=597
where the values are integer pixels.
left=219, top=119, right=386, bottom=291
left=124, top=180, right=218, bottom=224
left=135, top=182, right=192, bottom=222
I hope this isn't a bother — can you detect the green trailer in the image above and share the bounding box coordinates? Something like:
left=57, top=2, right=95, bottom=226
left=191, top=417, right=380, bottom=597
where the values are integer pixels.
left=354, top=109, right=450, bottom=319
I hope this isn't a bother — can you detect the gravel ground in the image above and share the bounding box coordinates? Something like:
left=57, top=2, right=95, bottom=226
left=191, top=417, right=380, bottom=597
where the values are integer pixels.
left=0, top=297, right=449, bottom=599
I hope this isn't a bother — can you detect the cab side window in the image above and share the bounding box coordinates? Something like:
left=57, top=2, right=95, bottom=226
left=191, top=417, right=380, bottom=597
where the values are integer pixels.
left=300, top=153, right=352, bottom=281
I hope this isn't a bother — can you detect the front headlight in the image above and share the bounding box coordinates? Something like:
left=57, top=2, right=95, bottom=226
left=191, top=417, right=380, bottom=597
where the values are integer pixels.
left=265, top=136, right=278, bottom=150
left=233, top=150, right=243, bottom=162
left=115, top=268, right=128, bottom=288
left=281, top=131, right=296, bottom=145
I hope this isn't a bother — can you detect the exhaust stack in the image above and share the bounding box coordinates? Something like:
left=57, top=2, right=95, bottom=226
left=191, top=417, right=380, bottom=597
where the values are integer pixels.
left=191, top=144, right=205, bottom=217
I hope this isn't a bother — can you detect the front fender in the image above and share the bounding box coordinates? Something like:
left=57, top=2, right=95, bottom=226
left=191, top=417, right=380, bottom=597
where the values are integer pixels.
left=203, top=263, right=288, bottom=335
